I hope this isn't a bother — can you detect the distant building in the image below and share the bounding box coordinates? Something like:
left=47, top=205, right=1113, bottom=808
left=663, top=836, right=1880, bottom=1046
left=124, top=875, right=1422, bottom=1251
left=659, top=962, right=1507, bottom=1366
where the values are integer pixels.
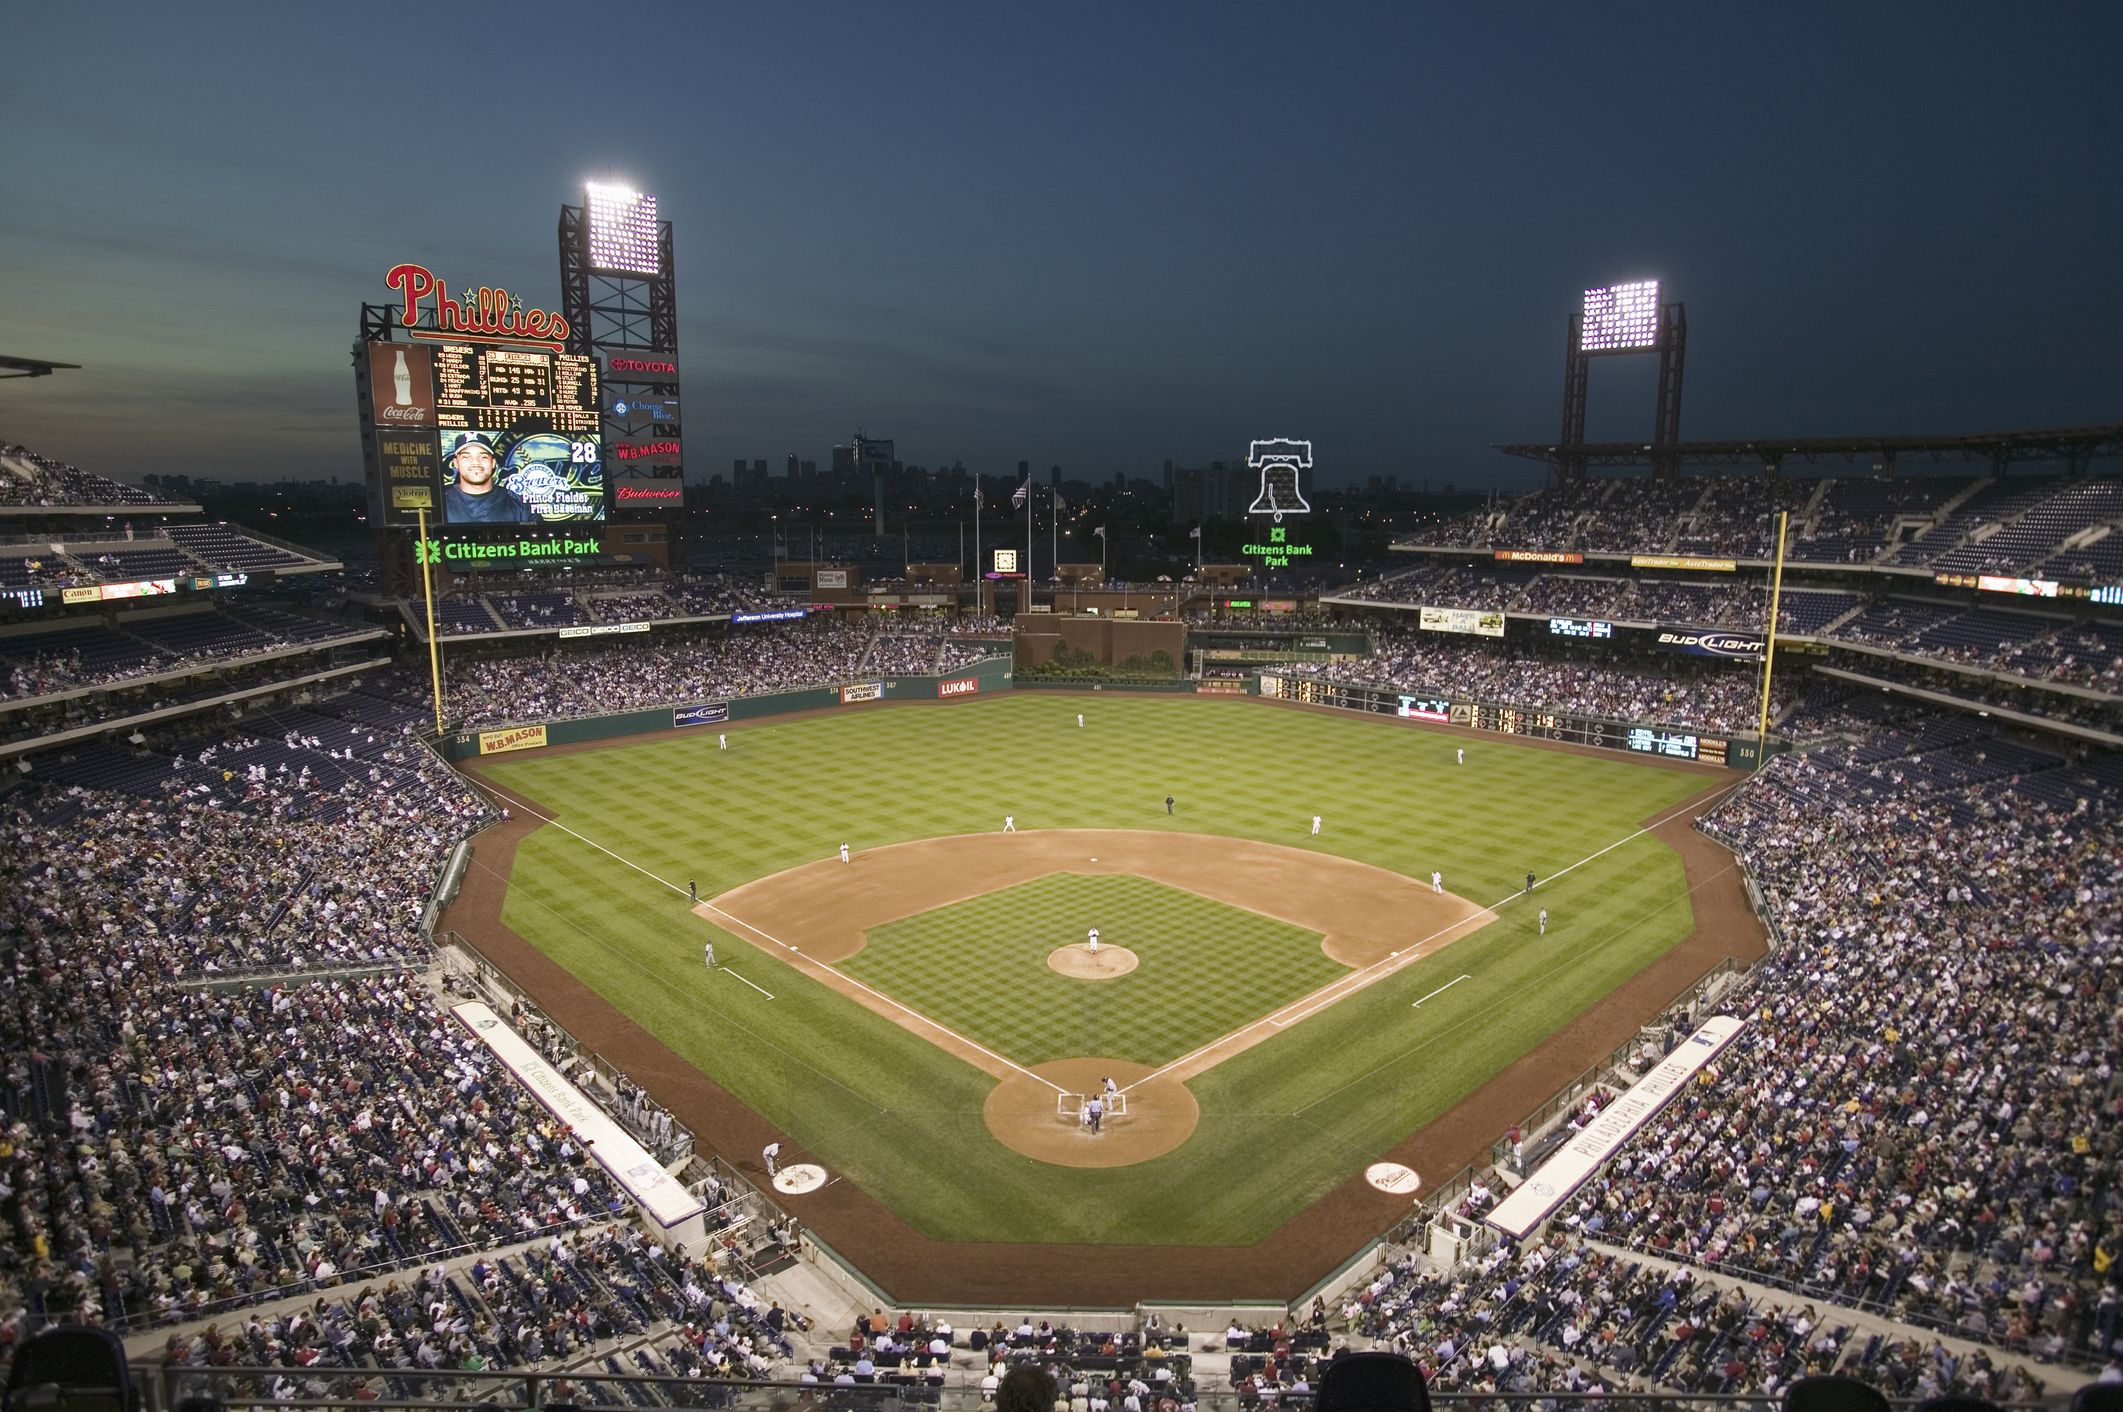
left=1169, top=460, right=1249, bottom=523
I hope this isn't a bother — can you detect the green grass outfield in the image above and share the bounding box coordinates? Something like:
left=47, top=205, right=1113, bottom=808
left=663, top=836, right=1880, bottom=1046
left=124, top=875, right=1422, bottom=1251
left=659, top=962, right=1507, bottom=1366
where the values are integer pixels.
left=479, top=693, right=1712, bottom=1246
left=848, top=873, right=1340, bottom=1067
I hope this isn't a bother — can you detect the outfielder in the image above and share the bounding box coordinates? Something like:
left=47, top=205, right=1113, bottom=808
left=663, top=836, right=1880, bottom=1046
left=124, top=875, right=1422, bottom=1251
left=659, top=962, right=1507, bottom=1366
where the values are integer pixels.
left=703, top=940, right=716, bottom=968
left=1003, top=815, right=1016, bottom=832
left=1538, top=907, right=1549, bottom=936
left=1077, top=713, right=1084, bottom=728
left=1456, top=747, right=1464, bottom=765
left=719, top=734, right=728, bottom=750
left=1311, top=815, right=1322, bottom=836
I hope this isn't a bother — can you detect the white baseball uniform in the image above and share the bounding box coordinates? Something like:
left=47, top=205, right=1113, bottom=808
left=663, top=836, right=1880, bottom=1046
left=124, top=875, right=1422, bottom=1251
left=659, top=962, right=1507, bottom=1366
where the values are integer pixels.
left=1087, top=928, right=1100, bottom=954
left=839, top=843, right=850, bottom=864
left=1311, top=815, right=1322, bottom=836
left=1431, top=870, right=1442, bottom=894
left=1003, top=815, right=1016, bottom=832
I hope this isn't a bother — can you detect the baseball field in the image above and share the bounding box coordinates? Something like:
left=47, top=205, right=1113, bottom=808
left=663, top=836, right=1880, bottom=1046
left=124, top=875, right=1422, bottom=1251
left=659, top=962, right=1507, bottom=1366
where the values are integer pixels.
left=453, top=692, right=1756, bottom=1300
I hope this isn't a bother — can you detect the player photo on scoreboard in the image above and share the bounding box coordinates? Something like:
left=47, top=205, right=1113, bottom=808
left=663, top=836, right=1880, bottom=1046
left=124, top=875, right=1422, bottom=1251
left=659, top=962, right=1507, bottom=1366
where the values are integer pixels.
left=440, top=423, right=606, bottom=525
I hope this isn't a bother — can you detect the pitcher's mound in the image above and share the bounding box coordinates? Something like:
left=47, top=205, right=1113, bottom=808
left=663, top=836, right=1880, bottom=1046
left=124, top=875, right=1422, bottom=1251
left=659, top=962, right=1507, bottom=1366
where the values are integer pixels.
left=1049, top=943, right=1138, bottom=979
left=984, top=1058, right=1198, bottom=1168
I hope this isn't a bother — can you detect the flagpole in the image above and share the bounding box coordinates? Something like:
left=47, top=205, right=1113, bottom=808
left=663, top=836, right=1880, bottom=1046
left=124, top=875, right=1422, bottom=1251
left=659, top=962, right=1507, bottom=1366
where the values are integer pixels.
left=1051, top=488, right=1059, bottom=585
left=1025, top=473, right=1033, bottom=611
left=974, top=486, right=982, bottom=616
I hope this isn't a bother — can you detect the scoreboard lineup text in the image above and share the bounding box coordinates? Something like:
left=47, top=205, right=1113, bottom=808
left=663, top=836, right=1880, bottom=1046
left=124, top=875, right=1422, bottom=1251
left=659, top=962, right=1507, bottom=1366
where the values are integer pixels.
left=433, top=344, right=600, bottom=433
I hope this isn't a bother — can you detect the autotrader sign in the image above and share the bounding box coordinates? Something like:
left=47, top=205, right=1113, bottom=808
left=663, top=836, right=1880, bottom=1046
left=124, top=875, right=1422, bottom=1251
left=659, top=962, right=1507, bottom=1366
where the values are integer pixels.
left=1654, top=626, right=1766, bottom=660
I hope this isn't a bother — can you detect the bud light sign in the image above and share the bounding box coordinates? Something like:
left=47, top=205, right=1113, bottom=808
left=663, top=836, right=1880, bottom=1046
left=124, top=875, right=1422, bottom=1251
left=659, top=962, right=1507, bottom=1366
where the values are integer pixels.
left=674, top=703, right=729, bottom=728
left=1654, top=626, right=1766, bottom=661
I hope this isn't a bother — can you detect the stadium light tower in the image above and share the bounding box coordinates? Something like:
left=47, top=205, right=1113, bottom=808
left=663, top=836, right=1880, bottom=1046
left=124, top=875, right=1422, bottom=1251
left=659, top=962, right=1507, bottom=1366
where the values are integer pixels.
left=1560, top=279, right=1687, bottom=482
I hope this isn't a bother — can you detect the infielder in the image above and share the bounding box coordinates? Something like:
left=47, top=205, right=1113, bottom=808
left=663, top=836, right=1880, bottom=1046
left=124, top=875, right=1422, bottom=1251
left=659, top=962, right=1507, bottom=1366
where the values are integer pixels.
left=704, top=940, right=716, bottom=968
left=1431, top=870, right=1443, bottom=894
left=1538, top=907, right=1549, bottom=936
left=1003, top=815, right=1016, bottom=832
left=688, top=880, right=697, bottom=902
left=1311, top=815, right=1322, bottom=836
left=1087, top=927, right=1100, bottom=954
left=762, top=1142, right=781, bottom=1178
left=839, top=842, right=850, bottom=864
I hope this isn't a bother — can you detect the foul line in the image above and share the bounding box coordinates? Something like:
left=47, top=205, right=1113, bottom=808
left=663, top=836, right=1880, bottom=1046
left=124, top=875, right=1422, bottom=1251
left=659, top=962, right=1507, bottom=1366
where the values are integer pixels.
left=701, top=899, right=1066, bottom=1095
left=722, top=968, right=775, bottom=999
left=474, top=776, right=1061, bottom=1093
left=1128, top=778, right=1744, bottom=1096
left=1411, top=974, right=1473, bottom=1008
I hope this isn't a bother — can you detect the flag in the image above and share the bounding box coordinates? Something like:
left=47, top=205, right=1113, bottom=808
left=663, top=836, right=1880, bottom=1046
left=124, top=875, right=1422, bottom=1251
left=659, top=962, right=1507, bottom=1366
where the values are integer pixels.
left=974, top=489, right=983, bottom=510
left=1092, top=525, right=1106, bottom=539
left=1189, top=526, right=1202, bottom=539
left=1053, top=492, right=1066, bottom=515
left=1012, top=479, right=1029, bottom=510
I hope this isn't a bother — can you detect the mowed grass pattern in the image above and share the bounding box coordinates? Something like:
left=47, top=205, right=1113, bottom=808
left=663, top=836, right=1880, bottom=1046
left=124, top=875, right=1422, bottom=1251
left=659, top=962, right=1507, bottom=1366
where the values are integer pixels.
left=846, top=873, right=1341, bottom=1066
left=482, top=693, right=1717, bottom=1245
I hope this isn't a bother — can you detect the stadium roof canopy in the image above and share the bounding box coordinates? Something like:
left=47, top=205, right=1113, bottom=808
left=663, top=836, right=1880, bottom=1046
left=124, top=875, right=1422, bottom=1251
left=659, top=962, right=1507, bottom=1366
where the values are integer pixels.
left=0, top=353, right=82, bottom=380
left=1496, top=422, right=2123, bottom=470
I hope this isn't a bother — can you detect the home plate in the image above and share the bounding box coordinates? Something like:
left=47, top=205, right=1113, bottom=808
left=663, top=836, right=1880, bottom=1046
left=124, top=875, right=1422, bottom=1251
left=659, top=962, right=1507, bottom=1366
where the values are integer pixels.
left=773, top=1164, right=828, bottom=1195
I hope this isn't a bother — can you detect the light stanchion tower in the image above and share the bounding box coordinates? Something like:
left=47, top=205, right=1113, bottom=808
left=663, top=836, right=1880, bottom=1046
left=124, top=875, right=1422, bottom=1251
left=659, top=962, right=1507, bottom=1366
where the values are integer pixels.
left=1560, top=279, right=1687, bottom=482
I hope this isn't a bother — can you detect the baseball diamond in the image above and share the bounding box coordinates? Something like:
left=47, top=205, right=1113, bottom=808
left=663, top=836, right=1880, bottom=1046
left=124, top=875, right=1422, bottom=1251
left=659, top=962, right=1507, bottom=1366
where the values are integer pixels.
left=454, top=691, right=1761, bottom=1300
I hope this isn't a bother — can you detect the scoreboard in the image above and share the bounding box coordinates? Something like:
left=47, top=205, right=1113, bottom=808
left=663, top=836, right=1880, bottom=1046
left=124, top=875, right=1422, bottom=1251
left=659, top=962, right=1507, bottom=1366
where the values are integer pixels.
left=361, top=338, right=605, bottom=526
left=433, top=344, right=600, bottom=435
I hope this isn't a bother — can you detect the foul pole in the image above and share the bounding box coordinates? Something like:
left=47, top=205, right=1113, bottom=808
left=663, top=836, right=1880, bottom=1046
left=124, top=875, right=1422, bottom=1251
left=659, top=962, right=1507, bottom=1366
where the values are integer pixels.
left=416, top=506, right=445, bottom=736
left=1754, top=509, right=1789, bottom=763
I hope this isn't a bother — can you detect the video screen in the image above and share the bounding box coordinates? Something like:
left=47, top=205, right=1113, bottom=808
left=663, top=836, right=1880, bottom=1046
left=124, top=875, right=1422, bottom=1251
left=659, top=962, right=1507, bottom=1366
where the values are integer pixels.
left=440, top=425, right=604, bottom=524
left=428, top=341, right=604, bottom=523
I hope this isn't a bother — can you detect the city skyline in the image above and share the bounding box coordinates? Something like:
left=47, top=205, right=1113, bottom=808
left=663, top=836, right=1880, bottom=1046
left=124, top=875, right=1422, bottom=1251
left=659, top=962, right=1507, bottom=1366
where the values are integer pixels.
left=4, top=4, right=2121, bottom=489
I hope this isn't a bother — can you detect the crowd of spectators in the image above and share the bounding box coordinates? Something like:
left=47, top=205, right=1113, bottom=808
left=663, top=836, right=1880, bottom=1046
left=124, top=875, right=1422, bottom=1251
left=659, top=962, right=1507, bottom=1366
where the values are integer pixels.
left=447, top=618, right=875, bottom=729
left=1553, top=731, right=2121, bottom=1371
left=1303, top=626, right=1796, bottom=734
left=0, top=607, right=368, bottom=703
left=13, top=717, right=483, bottom=976
left=0, top=441, right=177, bottom=508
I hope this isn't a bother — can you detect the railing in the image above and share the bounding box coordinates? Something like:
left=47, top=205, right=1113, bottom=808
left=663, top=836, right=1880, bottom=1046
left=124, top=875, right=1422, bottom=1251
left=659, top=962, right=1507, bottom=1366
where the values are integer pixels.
left=141, top=1363, right=2048, bottom=1412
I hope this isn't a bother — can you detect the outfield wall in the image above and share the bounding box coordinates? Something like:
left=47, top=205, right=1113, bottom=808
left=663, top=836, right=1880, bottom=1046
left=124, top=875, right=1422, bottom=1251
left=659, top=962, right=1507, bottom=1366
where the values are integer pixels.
left=436, top=656, right=1015, bottom=761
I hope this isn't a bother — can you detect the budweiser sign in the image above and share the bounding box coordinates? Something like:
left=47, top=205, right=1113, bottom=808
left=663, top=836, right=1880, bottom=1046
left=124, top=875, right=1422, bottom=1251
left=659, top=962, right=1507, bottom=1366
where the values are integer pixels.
left=384, top=263, right=571, bottom=346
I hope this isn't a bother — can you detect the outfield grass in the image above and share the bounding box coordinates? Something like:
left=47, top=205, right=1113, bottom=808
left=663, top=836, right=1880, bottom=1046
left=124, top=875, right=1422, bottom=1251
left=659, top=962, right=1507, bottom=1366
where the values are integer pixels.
left=480, top=693, right=1710, bottom=1246
left=847, top=872, right=1339, bottom=1066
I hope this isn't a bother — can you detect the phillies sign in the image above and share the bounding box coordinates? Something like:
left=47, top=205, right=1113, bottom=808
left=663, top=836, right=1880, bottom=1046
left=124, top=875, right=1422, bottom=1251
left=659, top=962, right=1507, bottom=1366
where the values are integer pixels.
left=384, top=263, right=571, bottom=347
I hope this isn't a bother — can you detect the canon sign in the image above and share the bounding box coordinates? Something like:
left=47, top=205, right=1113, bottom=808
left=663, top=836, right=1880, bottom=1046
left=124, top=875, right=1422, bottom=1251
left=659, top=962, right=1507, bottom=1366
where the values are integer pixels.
left=1654, top=626, right=1766, bottom=661
left=604, top=351, right=680, bottom=383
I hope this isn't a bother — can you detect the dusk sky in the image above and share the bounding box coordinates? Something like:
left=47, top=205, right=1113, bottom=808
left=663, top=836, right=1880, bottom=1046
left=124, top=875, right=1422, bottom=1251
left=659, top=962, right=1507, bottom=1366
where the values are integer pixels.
left=5, top=4, right=2119, bottom=490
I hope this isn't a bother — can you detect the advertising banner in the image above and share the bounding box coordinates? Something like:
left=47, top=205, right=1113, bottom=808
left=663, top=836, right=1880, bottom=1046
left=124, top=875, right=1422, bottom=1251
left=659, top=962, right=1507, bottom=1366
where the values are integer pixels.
left=1494, top=549, right=1584, bottom=564
left=1418, top=606, right=1506, bottom=638
left=840, top=682, right=884, bottom=704
left=605, top=392, right=680, bottom=429
left=602, top=350, right=681, bottom=384
left=939, top=677, right=980, bottom=697
left=1654, top=626, right=1766, bottom=660
left=1632, top=554, right=1738, bottom=573
left=730, top=608, right=809, bottom=624
left=1397, top=695, right=1451, bottom=722
left=368, top=342, right=438, bottom=428
left=556, top=622, right=650, bottom=639
left=673, top=703, right=729, bottom=728
left=816, top=569, right=849, bottom=589
left=477, top=724, right=549, bottom=755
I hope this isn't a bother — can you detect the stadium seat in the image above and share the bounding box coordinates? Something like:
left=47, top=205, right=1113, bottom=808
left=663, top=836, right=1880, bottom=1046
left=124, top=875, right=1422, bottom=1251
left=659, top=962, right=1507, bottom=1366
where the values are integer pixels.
left=2, top=1327, right=135, bottom=1412
left=1314, top=1352, right=1428, bottom=1412
left=1783, top=1374, right=1891, bottom=1412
